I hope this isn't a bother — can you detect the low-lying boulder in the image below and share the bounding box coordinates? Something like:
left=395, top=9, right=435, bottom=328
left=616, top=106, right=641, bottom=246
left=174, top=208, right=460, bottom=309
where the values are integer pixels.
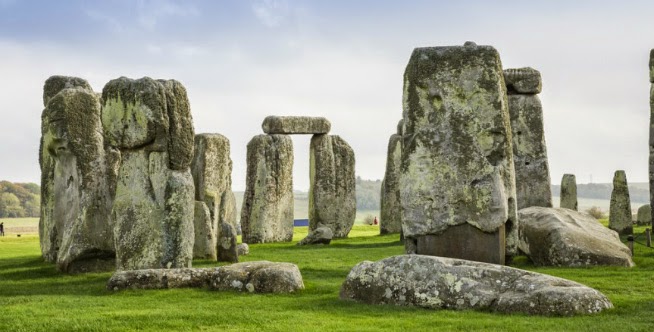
left=237, top=243, right=249, bottom=256
left=297, top=226, right=333, bottom=245
left=340, top=255, right=612, bottom=316
left=636, top=204, right=651, bottom=226
left=107, top=261, right=304, bottom=294
left=519, top=207, right=634, bottom=267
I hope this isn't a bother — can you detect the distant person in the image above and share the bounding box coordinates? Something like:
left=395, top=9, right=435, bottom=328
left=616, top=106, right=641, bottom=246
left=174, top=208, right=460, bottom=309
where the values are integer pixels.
left=373, top=216, right=378, bottom=225
left=0, top=222, right=4, bottom=236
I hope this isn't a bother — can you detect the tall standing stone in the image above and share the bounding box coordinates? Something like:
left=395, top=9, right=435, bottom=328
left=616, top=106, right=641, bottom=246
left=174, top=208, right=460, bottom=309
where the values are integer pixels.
left=241, top=135, right=294, bottom=243
left=505, top=68, right=552, bottom=209
left=102, top=77, right=195, bottom=271
left=39, top=76, right=116, bottom=273
left=560, top=174, right=578, bottom=211
left=380, top=134, right=402, bottom=234
left=400, top=43, right=518, bottom=265
left=609, top=170, right=633, bottom=235
left=308, top=134, right=356, bottom=238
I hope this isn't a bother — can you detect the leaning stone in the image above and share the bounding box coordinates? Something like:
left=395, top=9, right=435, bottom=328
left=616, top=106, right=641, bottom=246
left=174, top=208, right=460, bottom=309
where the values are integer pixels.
left=519, top=207, right=634, bottom=267
left=107, top=268, right=216, bottom=290
left=210, top=261, right=304, bottom=293
left=262, top=116, right=331, bottom=134
left=237, top=243, right=250, bottom=256
left=297, top=226, right=333, bottom=245
left=340, top=255, right=612, bottom=316
left=193, top=201, right=216, bottom=259
left=43, top=75, right=93, bottom=106
left=560, top=174, right=578, bottom=210
left=241, top=135, right=294, bottom=243
left=637, top=204, right=651, bottom=226
left=309, top=134, right=356, bottom=238
left=504, top=67, right=542, bottom=94
left=400, top=44, right=518, bottom=263
left=609, top=170, right=633, bottom=235
left=380, top=134, right=402, bottom=234
left=217, top=222, right=238, bottom=263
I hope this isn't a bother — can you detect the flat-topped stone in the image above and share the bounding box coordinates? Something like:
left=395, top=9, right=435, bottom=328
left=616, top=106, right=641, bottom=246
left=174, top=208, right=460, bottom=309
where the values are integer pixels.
left=504, top=67, right=542, bottom=94
left=262, top=116, right=331, bottom=134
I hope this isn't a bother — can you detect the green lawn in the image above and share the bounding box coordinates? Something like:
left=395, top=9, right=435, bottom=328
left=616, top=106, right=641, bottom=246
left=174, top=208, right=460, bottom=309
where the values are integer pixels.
left=1, top=224, right=654, bottom=331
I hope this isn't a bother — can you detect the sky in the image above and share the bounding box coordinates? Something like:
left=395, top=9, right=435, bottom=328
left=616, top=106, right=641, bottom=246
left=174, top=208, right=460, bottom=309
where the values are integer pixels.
left=0, top=0, right=652, bottom=191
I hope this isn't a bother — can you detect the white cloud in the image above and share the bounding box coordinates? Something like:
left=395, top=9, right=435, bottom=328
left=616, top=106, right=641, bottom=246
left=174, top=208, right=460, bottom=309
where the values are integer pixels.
left=252, top=0, right=291, bottom=28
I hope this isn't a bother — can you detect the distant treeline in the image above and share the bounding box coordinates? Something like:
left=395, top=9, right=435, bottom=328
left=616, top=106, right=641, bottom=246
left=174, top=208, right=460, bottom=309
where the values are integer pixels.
left=0, top=181, right=40, bottom=218
left=551, top=183, right=649, bottom=203
left=356, top=176, right=381, bottom=210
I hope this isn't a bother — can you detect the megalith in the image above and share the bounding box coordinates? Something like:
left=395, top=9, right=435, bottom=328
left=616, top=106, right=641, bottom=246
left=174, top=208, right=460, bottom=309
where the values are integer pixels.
left=609, top=170, right=633, bottom=235
left=262, top=115, right=331, bottom=134
left=400, top=43, right=518, bottom=265
left=308, top=134, right=356, bottom=238
left=102, top=77, right=195, bottom=271
left=505, top=68, right=552, bottom=209
left=190, top=133, right=236, bottom=260
left=380, top=133, right=402, bottom=234
left=240, top=134, right=294, bottom=243
left=649, top=49, right=654, bottom=226
left=637, top=204, right=651, bottom=226
left=560, top=174, right=578, bottom=211
left=39, top=76, right=116, bottom=273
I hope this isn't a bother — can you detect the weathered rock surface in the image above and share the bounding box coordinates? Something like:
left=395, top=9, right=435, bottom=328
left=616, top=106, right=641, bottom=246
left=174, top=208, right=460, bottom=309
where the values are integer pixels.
left=380, top=134, right=402, bottom=235
left=262, top=116, right=331, bottom=134
left=297, top=226, right=333, bottom=245
left=237, top=243, right=250, bottom=256
left=107, top=261, right=304, bottom=293
left=650, top=50, right=654, bottom=227
left=560, top=174, right=578, bottom=211
left=519, top=207, right=634, bottom=267
left=210, top=261, right=304, bottom=293
left=217, top=222, right=238, bottom=263
left=158, top=79, right=194, bottom=171
left=309, top=134, right=356, bottom=238
left=609, top=170, right=633, bottom=235
left=396, top=119, right=404, bottom=135
left=504, top=67, right=542, bottom=94
left=39, top=78, right=116, bottom=273
left=506, top=68, right=552, bottom=210
left=241, top=135, right=294, bottom=243
left=400, top=43, right=518, bottom=263
left=340, top=255, right=612, bottom=316
left=193, top=201, right=215, bottom=259
left=637, top=204, right=651, bottom=226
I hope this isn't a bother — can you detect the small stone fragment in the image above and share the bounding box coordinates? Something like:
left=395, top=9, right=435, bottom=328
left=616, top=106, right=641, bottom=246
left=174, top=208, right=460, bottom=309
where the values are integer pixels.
left=210, top=261, right=304, bottom=293
left=237, top=243, right=250, bottom=256
left=297, top=226, right=333, bottom=245
left=217, top=222, right=238, bottom=263
left=504, top=67, right=542, bottom=94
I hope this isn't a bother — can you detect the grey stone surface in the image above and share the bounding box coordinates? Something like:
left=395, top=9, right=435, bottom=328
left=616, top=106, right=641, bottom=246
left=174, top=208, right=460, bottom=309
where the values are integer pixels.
left=241, top=135, right=294, bottom=243
left=506, top=68, right=552, bottom=210
left=210, top=261, right=304, bottom=293
left=193, top=201, right=216, bottom=259
left=400, top=44, right=518, bottom=261
left=650, top=50, right=654, bottom=226
left=380, top=134, right=402, bottom=235
left=237, top=243, right=250, bottom=256
left=297, top=226, right=333, bottom=245
left=519, top=207, right=634, bottom=267
left=39, top=82, right=116, bottom=273
left=396, top=119, right=404, bottom=135
left=309, top=134, right=356, bottom=238
left=340, top=255, right=612, bottom=316
left=637, top=204, right=651, bottom=225
left=609, top=170, right=633, bottom=235
left=504, top=67, right=542, bottom=94
left=217, top=222, right=238, bottom=263
left=158, top=79, right=194, bottom=171
left=650, top=49, right=654, bottom=83
left=262, top=116, right=331, bottom=134
left=108, top=267, right=215, bottom=290
left=560, top=174, right=578, bottom=211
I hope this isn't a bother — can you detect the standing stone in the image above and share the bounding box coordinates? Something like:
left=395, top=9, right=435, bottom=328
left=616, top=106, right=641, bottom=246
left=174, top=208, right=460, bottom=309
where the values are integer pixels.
left=637, top=204, right=651, bottom=226
left=609, top=170, right=633, bottom=235
left=217, top=222, right=238, bottom=263
left=560, top=174, right=578, bottom=211
left=193, top=201, right=215, bottom=259
left=380, top=134, right=402, bottom=234
left=102, top=77, right=195, bottom=270
left=649, top=49, right=654, bottom=227
left=400, top=43, right=517, bottom=264
left=39, top=76, right=116, bottom=273
left=241, top=135, right=294, bottom=243
left=262, top=116, right=331, bottom=134
left=505, top=68, right=552, bottom=209
left=308, top=134, right=356, bottom=238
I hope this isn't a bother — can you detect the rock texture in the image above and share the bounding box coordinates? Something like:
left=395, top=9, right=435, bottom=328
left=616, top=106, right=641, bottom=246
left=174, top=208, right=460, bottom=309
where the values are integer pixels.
left=518, top=207, right=634, bottom=267
left=241, top=135, right=294, bottom=243
left=193, top=201, right=215, bottom=259
left=400, top=43, right=518, bottom=263
left=609, top=170, right=633, bottom=235
left=237, top=243, right=250, bottom=256
left=107, top=261, right=304, bottom=293
left=297, top=226, right=333, bottom=245
left=39, top=77, right=116, bottom=273
left=560, top=174, right=578, bottom=211
left=505, top=68, right=552, bottom=210
left=102, top=77, right=195, bottom=271
left=380, top=134, right=402, bottom=235
left=262, top=116, right=331, bottom=134
left=309, top=134, right=356, bottom=238
left=650, top=49, right=654, bottom=227
left=217, top=222, right=238, bottom=263
left=340, top=255, right=612, bottom=316
left=637, top=204, right=651, bottom=226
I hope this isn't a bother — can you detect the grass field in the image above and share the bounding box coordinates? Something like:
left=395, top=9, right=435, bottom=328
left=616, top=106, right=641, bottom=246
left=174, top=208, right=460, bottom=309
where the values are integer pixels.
left=1, top=223, right=654, bottom=331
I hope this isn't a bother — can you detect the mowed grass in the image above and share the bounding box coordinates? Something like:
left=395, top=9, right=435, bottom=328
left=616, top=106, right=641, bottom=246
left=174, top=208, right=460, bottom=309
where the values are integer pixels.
left=2, top=225, right=654, bottom=332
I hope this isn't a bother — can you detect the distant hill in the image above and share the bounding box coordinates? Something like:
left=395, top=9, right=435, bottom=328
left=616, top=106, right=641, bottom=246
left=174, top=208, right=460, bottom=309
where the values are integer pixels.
left=551, top=182, right=649, bottom=204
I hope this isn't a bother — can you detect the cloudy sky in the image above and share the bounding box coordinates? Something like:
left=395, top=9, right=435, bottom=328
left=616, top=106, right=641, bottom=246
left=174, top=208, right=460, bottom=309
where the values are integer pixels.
left=0, top=0, right=652, bottom=190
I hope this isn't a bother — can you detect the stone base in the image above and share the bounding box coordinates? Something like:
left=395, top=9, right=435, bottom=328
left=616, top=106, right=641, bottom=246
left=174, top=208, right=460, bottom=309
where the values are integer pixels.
left=415, top=223, right=505, bottom=265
